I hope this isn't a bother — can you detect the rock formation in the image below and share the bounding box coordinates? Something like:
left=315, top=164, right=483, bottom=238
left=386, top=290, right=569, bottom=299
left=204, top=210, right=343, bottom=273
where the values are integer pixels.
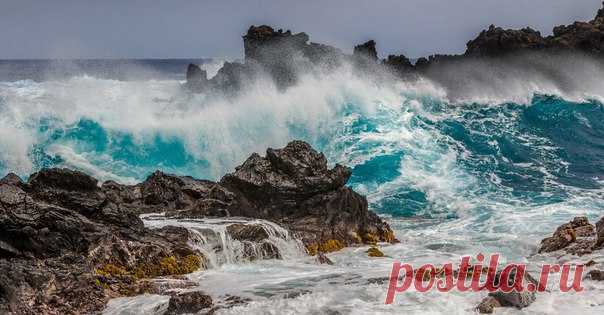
left=465, top=25, right=547, bottom=56
left=476, top=270, right=538, bottom=313
left=185, top=2, right=604, bottom=92
left=0, top=141, right=395, bottom=313
left=0, top=169, right=204, bottom=314
left=538, top=216, right=596, bottom=255
left=185, top=63, right=208, bottom=92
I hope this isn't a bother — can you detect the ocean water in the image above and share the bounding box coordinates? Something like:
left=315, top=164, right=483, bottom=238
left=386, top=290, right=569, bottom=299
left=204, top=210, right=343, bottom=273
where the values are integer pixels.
left=2, top=58, right=604, bottom=314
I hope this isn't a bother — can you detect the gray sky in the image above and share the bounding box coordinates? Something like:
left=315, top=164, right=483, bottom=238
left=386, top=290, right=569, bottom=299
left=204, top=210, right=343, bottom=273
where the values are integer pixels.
left=1, top=0, right=601, bottom=59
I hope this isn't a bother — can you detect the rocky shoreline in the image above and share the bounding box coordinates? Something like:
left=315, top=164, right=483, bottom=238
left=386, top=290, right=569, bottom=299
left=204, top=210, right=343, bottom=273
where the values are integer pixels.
left=0, top=141, right=395, bottom=314
left=185, top=2, right=604, bottom=95
left=3, top=140, right=603, bottom=314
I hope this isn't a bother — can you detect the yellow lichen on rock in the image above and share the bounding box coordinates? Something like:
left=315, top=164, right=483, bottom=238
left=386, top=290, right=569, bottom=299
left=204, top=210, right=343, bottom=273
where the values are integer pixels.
left=95, top=264, right=127, bottom=277
left=94, top=254, right=204, bottom=299
left=131, top=254, right=203, bottom=279
left=306, top=239, right=346, bottom=256
left=383, top=228, right=397, bottom=243
left=318, top=239, right=345, bottom=253
left=367, top=246, right=384, bottom=257
left=362, top=233, right=379, bottom=245
left=306, top=243, right=319, bottom=256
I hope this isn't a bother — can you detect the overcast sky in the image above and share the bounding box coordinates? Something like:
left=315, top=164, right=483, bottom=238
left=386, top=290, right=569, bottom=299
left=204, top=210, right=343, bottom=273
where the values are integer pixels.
left=0, top=0, right=601, bottom=59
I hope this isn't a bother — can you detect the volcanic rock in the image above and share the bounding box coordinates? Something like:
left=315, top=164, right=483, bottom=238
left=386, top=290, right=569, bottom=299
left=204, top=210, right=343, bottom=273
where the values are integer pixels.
left=465, top=25, right=547, bottom=56
left=164, top=291, right=213, bottom=315
left=0, top=140, right=395, bottom=313
left=353, top=40, right=378, bottom=62
left=221, top=140, right=396, bottom=248
left=0, top=172, right=205, bottom=314
left=185, top=63, right=208, bottom=91
left=476, top=270, right=537, bottom=313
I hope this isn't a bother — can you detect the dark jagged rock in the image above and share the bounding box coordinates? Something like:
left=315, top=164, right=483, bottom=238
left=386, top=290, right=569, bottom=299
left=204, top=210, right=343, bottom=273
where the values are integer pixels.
left=476, top=296, right=502, bottom=314
left=466, top=2, right=604, bottom=57
left=221, top=140, right=396, bottom=250
left=0, top=173, right=23, bottom=186
left=185, top=25, right=344, bottom=93
left=185, top=63, right=208, bottom=91
left=0, top=140, right=394, bottom=313
left=476, top=270, right=537, bottom=313
left=243, top=25, right=312, bottom=89
left=353, top=40, right=378, bottom=62
left=226, top=223, right=281, bottom=260
left=221, top=141, right=351, bottom=202
left=383, top=54, right=414, bottom=75
left=465, top=25, right=547, bottom=56
left=587, top=269, right=604, bottom=281
left=183, top=2, right=604, bottom=93
left=164, top=291, right=213, bottom=315
left=244, top=25, right=310, bottom=63
left=227, top=223, right=270, bottom=242
left=243, top=25, right=345, bottom=89
left=0, top=172, right=205, bottom=314
left=548, top=6, right=604, bottom=53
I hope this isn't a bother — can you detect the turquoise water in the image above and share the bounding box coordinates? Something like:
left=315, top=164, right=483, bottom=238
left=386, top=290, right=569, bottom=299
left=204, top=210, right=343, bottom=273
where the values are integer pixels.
left=1, top=75, right=603, bottom=221
left=3, top=62, right=604, bottom=314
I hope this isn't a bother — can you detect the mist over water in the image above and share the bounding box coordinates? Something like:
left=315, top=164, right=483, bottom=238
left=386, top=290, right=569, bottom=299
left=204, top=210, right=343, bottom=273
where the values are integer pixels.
left=2, top=55, right=604, bottom=314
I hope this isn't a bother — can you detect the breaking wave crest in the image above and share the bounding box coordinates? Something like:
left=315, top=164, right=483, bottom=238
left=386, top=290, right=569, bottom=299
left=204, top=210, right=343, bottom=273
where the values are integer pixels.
left=4, top=56, right=604, bottom=314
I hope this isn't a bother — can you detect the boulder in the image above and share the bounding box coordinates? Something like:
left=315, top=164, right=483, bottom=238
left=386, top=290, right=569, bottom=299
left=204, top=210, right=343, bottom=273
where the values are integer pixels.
left=587, top=269, right=604, bottom=281
left=164, top=291, right=213, bottom=315
left=538, top=216, right=595, bottom=254
left=221, top=140, right=351, bottom=201
left=221, top=141, right=396, bottom=248
left=227, top=223, right=270, bottom=242
left=367, top=246, right=385, bottom=257
left=476, top=296, right=502, bottom=314
left=476, top=270, right=537, bottom=313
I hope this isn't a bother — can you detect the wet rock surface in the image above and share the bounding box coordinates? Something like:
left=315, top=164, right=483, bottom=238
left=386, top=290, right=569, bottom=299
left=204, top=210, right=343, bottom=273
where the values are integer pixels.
left=0, top=141, right=394, bottom=313
left=220, top=140, right=396, bottom=250
left=538, top=216, right=597, bottom=255
left=476, top=270, right=537, bottom=313
left=0, top=170, right=205, bottom=314
left=164, top=291, right=213, bottom=315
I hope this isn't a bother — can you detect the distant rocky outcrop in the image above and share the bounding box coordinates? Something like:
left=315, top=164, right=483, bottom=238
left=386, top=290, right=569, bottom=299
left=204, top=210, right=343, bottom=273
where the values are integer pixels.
left=185, top=2, right=604, bottom=92
left=466, top=2, right=604, bottom=57
left=353, top=40, right=379, bottom=64
left=185, top=63, right=208, bottom=92
left=186, top=25, right=345, bottom=93
left=0, top=141, right=395, bottom=313
left=465, top=25, right=547, bottom=57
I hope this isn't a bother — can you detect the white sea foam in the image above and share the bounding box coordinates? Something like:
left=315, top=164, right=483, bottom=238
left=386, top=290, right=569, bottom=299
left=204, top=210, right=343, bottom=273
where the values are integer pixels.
left=2, top=57, right=604, bottom=314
